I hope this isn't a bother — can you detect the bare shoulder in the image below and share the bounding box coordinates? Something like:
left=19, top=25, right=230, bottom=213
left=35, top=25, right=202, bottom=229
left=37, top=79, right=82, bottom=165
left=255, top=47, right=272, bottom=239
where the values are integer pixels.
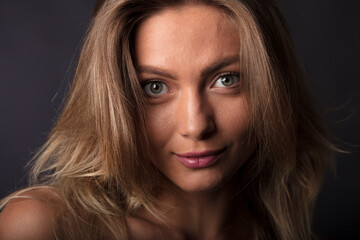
left=0, top=187, right=62, bottom=240
left=126, top=216, right=185, bottom=240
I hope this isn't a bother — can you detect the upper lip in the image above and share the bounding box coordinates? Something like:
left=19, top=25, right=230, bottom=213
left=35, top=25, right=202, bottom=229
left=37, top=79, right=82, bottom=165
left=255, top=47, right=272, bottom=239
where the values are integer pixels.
left=175, top=147, right=227, bottom=158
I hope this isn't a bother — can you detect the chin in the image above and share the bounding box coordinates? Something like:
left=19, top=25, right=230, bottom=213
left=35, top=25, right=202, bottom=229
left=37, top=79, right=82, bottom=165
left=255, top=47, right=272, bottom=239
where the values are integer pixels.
left=171, top=171, right=228, bottom=193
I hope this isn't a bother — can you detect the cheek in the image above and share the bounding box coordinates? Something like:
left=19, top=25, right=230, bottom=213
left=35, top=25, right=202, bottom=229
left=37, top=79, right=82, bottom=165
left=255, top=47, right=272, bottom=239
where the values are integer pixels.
left=212, top=96, right=250, bottom=138
left=146, top=105, right=175, bottom=150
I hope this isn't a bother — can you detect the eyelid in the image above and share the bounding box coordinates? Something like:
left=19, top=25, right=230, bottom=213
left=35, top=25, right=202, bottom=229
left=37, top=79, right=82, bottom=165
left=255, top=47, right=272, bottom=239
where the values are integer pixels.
left=211, top=71, right=241, bottom=88
left=140, top=79, right=165, bottom=89
left=140, top=78, right=161, bottom=85
left=215, top=71, right=240, bottom=79
left=141, top=79, right=169, bottom=97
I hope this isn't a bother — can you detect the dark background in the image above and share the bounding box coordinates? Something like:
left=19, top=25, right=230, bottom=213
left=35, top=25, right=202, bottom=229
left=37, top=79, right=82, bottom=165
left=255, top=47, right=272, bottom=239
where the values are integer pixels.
left=0, top=1, right=359, bottom=239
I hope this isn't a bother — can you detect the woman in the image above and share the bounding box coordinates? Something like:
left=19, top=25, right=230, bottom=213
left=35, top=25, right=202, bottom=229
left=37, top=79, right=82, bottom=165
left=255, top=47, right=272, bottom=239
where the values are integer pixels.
left=0, top=0, right=335, bottom=239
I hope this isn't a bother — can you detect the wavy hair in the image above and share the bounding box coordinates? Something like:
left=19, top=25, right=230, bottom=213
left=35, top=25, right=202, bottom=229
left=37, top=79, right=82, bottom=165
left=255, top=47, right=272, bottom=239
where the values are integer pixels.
left=1, top=0, right=335, bottom=239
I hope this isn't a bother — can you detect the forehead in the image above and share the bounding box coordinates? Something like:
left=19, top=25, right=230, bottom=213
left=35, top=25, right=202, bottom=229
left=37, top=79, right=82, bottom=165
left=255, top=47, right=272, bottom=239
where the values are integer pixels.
left=140, top=5, right=235, bottom=33
left=134, top=5, right=240, bottom=70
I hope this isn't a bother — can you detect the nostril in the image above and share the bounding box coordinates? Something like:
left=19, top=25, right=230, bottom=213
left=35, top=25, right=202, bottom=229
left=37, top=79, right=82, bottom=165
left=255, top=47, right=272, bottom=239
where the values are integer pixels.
left=200, top=126, right=216, bottom=140
left=180, top=114, right=216, bottom=140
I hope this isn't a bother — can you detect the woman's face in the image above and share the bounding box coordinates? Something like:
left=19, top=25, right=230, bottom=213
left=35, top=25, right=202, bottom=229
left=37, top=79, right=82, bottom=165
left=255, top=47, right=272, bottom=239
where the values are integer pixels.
left=135, top=5, right=255, bottom=192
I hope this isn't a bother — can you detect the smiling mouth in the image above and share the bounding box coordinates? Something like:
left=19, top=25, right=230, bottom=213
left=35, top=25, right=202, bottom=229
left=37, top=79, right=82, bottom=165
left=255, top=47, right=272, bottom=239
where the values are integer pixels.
left=174, top=147, right=227, bottom=169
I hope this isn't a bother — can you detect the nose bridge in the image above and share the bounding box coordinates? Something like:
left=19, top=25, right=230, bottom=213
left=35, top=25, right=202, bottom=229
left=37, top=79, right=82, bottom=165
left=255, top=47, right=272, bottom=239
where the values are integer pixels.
left=176, top=87, right=215, bottom=139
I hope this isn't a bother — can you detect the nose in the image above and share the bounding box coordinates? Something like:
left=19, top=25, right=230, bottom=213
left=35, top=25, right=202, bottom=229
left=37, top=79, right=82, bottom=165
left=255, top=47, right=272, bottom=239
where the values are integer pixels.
left=176, top=89, right=216, bottom=140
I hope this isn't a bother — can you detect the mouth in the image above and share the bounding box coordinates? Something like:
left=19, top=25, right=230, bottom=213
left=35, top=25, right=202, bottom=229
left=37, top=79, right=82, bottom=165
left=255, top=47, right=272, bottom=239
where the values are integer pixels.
left=174, top=147, right=227, bottom=169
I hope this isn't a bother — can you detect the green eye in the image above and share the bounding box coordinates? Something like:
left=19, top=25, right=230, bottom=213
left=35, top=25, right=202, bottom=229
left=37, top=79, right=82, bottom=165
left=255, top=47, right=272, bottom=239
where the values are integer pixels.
left=214, top=74, right=240, bottom=87
left=143, top=81, right=168, bottom=97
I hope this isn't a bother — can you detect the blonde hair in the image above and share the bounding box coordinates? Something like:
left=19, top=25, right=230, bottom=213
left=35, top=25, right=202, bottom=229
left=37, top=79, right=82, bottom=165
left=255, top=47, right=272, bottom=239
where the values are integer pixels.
left=1, top=0, right=335, bottom=239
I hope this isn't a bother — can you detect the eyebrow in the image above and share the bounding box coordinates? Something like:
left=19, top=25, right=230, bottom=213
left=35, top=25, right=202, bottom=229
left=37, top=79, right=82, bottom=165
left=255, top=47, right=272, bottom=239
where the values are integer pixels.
left=201, top=55, right=240, bottom=79
left=137, top=55, right=240, bottom=80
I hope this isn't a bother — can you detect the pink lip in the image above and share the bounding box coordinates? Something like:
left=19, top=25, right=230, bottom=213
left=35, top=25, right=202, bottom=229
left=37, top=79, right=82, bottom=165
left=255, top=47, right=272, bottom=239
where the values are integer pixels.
left=174, top=147, right=226, bottom=169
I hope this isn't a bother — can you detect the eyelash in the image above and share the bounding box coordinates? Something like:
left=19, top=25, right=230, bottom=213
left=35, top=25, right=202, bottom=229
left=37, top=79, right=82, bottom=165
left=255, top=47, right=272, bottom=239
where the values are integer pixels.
left=141, top=80, right=169, bottom=97
left=140, top=71, right=241, bottom=97
left=212, top=72, right=240, bottom=88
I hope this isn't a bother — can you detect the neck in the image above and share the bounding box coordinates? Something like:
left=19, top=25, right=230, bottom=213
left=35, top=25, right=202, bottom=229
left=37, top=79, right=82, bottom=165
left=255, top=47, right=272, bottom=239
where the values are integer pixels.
left=142, top=173, right=254, bottom=240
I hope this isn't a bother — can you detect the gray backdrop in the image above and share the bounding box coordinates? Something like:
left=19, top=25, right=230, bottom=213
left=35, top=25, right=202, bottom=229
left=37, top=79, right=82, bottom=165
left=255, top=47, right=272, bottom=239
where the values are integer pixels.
left=0, top=1, right=359, bottom=239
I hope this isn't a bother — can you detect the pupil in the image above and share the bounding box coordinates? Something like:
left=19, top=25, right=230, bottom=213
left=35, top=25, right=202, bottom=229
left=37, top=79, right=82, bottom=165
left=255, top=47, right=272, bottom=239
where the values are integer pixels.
left=222, top=77, right=233, bottom=86
left=151, top=83, right=162, bottom=93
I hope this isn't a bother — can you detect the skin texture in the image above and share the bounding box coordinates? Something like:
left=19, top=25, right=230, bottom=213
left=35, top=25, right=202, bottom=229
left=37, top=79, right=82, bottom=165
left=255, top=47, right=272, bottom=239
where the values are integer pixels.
left=134, top=5, right=256, bottom=239
left=136, top=5, right=254, bottom=194
left=0, top=189, right=60, bottom=240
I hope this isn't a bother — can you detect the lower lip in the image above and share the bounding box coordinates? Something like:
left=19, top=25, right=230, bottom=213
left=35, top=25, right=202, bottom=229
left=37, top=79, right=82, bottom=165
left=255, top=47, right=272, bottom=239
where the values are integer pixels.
left=175, top=151, right=225, bottom=169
